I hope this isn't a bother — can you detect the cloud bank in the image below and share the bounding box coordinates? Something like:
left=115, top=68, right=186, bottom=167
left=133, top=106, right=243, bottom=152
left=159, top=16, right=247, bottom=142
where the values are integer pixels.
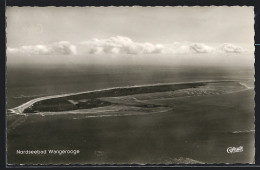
left=7, top=41, right=77, bottom=55
left=79, top=36, right=164, bottom=55
left=7, top=36, right=252, bottom=55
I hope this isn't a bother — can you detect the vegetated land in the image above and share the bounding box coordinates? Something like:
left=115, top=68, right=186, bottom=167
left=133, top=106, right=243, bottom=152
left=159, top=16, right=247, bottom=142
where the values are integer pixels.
left=23, top=82, right=206, bottom=113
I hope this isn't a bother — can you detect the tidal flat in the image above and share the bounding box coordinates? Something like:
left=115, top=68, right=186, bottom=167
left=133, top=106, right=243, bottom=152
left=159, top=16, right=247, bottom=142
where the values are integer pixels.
left=7, top=80, right=255, bottom=164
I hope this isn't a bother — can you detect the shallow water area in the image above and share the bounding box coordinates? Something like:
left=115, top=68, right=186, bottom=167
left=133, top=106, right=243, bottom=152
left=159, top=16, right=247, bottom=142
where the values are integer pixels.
left=7, top=65, right=255, bottom=164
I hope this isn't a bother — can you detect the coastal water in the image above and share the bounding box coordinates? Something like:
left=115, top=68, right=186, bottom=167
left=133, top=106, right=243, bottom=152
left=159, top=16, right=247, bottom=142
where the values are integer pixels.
left=7, top=64, right=254, bottom=110
left=7, top=64, right=255, bottom=164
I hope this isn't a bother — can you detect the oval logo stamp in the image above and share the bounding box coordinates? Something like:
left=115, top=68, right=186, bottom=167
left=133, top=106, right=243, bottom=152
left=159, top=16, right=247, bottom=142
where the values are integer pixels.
left=227, top=146, right=243, bottom=154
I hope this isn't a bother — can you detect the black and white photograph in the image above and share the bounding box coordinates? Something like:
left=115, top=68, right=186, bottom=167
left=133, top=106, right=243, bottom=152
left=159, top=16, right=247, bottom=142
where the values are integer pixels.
left=6, top=6, right=255, bottom=164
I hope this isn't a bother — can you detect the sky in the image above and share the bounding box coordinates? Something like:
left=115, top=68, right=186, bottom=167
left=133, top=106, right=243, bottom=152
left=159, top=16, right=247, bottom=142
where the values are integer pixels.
left=6, top=6, right=254, bottom=66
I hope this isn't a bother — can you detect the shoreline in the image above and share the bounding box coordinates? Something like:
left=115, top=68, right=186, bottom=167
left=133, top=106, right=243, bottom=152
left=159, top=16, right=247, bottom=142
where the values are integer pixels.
left=8, top=79, right=248, bottom=115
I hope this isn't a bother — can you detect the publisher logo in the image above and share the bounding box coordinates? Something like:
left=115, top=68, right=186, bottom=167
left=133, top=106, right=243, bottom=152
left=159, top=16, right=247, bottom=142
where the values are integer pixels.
left=227, top=146, right=243, bottom=154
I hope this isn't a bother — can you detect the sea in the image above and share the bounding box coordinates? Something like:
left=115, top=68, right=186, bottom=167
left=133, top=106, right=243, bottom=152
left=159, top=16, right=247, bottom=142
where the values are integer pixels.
left=6, top=64, right=255, bottom=164
left=7, top=64, right=254, bottom=110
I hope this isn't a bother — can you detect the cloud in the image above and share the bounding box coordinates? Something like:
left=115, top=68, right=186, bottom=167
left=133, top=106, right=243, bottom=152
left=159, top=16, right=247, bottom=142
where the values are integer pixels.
left=160, top=43, right=214, bottom=54
left=78, top=36, right=250, bottom=55
left=79, top=36, right=164, bottom=55
left=7, top=36, right=251, bottom=56
left=7, top=41, right=77, bottom=55
left=216, top=43, right=245, bottom=53
left=189, top=43, right=214, bottom=53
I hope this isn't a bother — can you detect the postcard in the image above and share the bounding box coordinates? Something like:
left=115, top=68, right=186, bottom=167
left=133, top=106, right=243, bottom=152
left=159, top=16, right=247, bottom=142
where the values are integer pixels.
left=6, top=6, right=255, bottom=165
